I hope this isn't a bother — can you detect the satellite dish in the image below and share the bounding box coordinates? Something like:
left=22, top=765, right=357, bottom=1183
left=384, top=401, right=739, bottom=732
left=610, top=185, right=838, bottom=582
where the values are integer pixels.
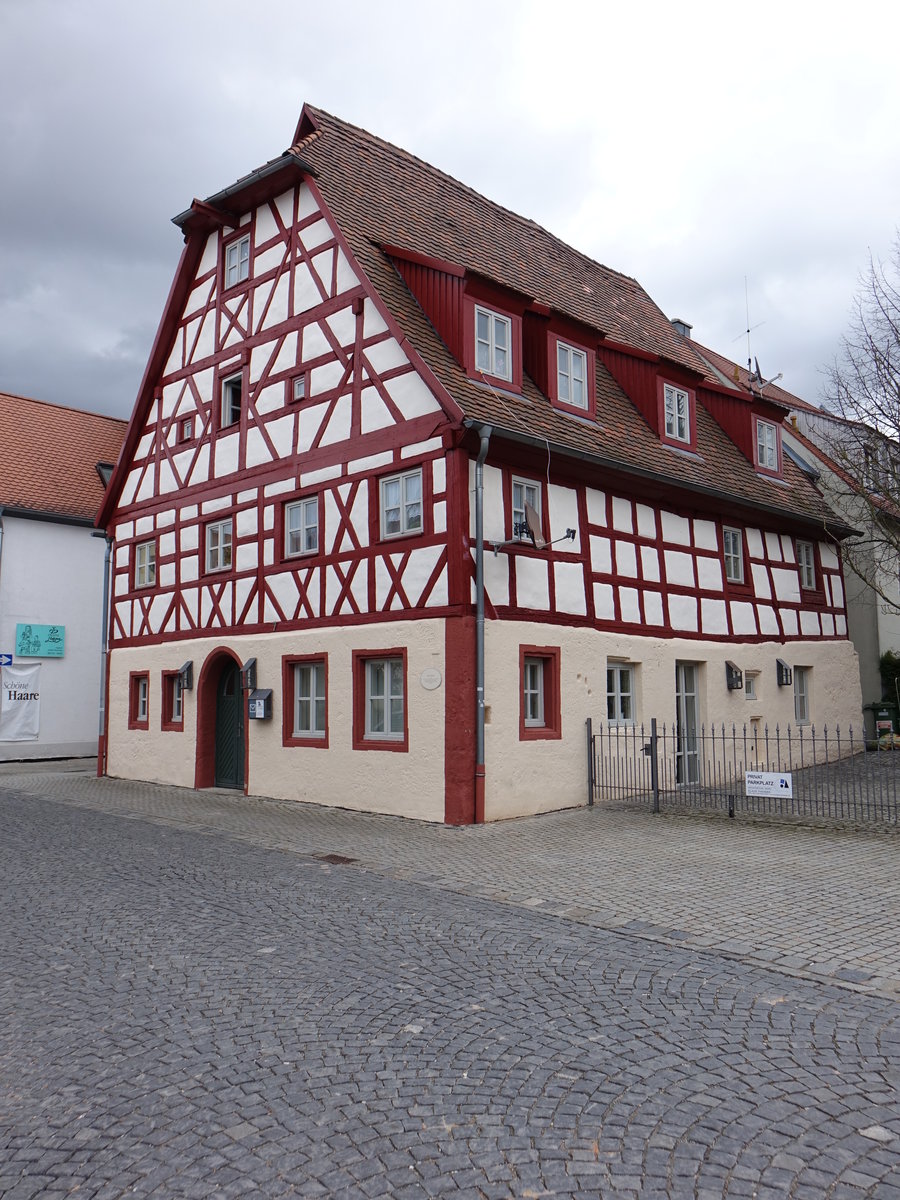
left=524, top=502, right=545, bottom=549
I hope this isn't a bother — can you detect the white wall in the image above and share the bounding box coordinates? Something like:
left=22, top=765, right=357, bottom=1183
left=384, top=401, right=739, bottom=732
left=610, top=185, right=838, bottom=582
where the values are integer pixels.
left=0, top=516, right=107, bottom=759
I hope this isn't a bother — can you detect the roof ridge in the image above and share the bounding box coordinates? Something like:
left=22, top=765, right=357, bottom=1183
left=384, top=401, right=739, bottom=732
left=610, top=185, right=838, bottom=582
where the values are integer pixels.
left=0, top=389, right=127, bottom=427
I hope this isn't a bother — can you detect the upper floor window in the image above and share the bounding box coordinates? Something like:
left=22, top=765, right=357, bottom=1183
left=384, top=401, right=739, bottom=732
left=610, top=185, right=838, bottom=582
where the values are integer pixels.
left=796, top=540, right=816, bottom=590
left=225, top=234, right=250, bottom=289
left=723, top=527, right=744, bottom=584
left=292, top=374, right=307, bottom=403
left=607, top=665, right=635, bottom=724
left=206, top=519, right=233, bottom=573
left=475, top=306, right=512, bottom=381
left=177, top=415, right=194, bottom=444
left=135, top=540, right=156, bottom=589
left=557, top=343, right=588, bottom=409
left=756, top=419, right=779, bottom=471
left=664, top=384, right=690, bottom=443
left=221, top=373, right=242, bottom=429
left=512, top=477, right=541, bottom=542
left=285, top=497, right=319, bottom=557
left=380, top=469, right=422, bottom=539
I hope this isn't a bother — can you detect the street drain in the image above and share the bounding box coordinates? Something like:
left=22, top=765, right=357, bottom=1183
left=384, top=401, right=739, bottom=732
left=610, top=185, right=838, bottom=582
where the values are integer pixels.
left=316, top=853, right=357, bottom=865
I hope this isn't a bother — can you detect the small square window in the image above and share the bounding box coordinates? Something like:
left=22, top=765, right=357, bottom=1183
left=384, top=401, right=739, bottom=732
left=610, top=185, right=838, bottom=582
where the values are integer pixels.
left=285, top=497, right=319, bottom=557
left=664, top=384, right=690, bottom=443
left=161, top=670, right=184, bottom=731
left=519, top=646, right=561, bottom=740
left=380, top=469, right=423, bottom=539
left=512, top=477, right=541, bottom=542
left=723, top=527, right=744, bottom=584
left=557, top=342, right=588, bottom=409
left=796, top=540, right=816, bottom=590
left=475, top=306, right=512, bottom=381
left=221, top=373, right=242, bottom=429
left=129, top=672, right=149, bottom=730
left=757, top=420, right=778, bottom=470
left=225, top=234, right=250, bottom=289
left=352, top=651, right=408, bottom=751
left=745, top=672, right=759, bottom=700
left=135, top=540, right=156, bottom=589
left=292, top=375, right=307, bottom=403
left=606, top=665, right=635, bottom=724
left=206, top=519, right=233, bottom=573
left=794, top=666, right=810, bottom=725
left=178, top=415, right=194, bottom=443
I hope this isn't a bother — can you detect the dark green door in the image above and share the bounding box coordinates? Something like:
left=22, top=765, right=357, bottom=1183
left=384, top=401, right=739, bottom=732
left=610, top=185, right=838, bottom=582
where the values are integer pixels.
left=215, top=660, right=244, bottom=789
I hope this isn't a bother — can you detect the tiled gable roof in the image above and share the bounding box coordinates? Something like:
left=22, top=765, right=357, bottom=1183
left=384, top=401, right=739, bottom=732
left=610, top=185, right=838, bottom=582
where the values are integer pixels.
left=0, top=392, right=126, bottom=522
left=292, top=106, right=843, bottom=533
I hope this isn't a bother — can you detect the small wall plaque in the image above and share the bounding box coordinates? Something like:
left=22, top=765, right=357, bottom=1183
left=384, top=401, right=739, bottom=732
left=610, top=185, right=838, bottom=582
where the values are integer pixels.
left=420, top=668, right=442, bottom=691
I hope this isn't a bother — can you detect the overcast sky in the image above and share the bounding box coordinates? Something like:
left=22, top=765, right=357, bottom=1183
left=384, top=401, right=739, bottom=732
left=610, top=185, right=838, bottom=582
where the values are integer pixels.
left=2, top=0, right=899, bottom=419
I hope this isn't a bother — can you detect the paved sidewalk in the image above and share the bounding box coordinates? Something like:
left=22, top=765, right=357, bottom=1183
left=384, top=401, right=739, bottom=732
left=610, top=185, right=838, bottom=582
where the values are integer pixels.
left=2, top=759, right=899, bottom=998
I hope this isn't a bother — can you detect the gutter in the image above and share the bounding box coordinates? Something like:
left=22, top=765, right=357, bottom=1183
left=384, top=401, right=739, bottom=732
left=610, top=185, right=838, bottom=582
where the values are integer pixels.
left=474, top=425, right=492, bottom=824
left=462, top=418, right=856, bottom=540
left=92, top=529, right=113, bottom=776
left=172, top=151, right=316, bottom=229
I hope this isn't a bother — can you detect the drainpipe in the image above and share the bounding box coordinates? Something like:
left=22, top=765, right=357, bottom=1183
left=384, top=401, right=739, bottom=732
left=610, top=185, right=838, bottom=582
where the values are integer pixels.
left=474, top=425, right=492, bottom=823
left=95, top=532, right=113, bottom=776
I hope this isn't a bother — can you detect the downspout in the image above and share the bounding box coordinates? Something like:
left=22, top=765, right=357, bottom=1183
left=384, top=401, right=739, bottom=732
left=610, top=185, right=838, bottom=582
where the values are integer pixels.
left=95, top=532, right=113, bottom=776
left=474, top=425, right=492, bottom=823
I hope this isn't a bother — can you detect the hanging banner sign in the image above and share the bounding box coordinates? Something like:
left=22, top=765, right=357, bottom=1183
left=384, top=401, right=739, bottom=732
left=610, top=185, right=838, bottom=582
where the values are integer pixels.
left=0, top=663, right=41, bottom=741
left=15, top=624, right=65, bottom=658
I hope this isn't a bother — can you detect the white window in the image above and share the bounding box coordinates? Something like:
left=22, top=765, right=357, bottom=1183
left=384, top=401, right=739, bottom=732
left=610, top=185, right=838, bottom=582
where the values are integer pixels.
left=606, top=665, right=635, bottom=723
left=285, top=498, right=319, bottom=557
left=206, top=519, right=233, bottom=573
left=366, top=658, right=404, bottom=739
left=723, top=527, right=744, bottom=584
left=137, top=676, right=149, bottom=723
left=664, top=384, right=690, bottom=443
left=744, top=672, right=758, bottom=700
left=135, top=540, right=156, bottom=588
left=794, top=667, right=810, bottom=725
left=380, top=469, right=422, bottom=538
left=225, top=235, right=250, bottom=288
left=170, top=675, right=183, bottom=723
left=294, top=661, right=326, bottom=738
left=512, top=477, right=541, bottom=541
left=796, top=540, right=816, bottom=590
left=757, top=420, right=778, bottom=470
left=523, top=657, right=545, bottom=727
left=292, top=375, right=307, bottom=403
left=221, top=373, right=242, bottom=428
left=557, top=342, right=587, bottom=409
left=475, top=306, right=512, bottom=381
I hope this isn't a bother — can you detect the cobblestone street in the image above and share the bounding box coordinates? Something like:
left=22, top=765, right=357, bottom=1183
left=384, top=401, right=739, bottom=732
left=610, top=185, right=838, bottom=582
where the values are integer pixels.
left=2, top=768, right=900, bottom=1197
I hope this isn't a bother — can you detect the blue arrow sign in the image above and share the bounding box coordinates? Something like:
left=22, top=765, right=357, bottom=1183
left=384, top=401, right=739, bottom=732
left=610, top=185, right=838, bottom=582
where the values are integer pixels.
left=0, top=654, right=11, bottom=667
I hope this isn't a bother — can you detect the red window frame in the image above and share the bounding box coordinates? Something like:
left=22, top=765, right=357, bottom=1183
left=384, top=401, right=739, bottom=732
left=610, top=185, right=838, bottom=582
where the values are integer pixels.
left=203, top=515, right=235, bottom=578
left=795, top=538, right=825, bottom=605
left=721, top=524, right=752, bottom=595
left=287, top=371, right=310, bottom=405
left=128, top=672, right=150, bottom=731
left=463, top=294, right=523, bottom=391
left=222, top=226, right=252, bottom=293
left=281, top=654, right=329, bottom=749
left=754, top=417, right=782, bottom=476
left=161, top=670, right=185, bottom=732
left=352, top=648, right=409, bottom=752
left=133, top=538, right=157, bottom=591
left=371, top=464, right=431, bottom=544
left=176, top=415, right=195, bottom=444
left=519, top=645, right=562, bottom=741
left=504, top=473, right=549, bottom=545
left=279, top=492, right=323, bottom=563
left=549, top=334, right=596, bottom=417
left=657, top=378, right=698, bottom=452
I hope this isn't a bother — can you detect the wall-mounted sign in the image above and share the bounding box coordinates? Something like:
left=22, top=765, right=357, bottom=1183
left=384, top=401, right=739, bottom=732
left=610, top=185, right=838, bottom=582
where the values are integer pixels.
left=745, top=771, right=793, bottom=798
left=0, top=654, right=11, bottom=667
left=15, top=624, right=65, bottom=658
left=420, top=668, right=442, bottom=691
left=0, top=663, right=41, bottom=741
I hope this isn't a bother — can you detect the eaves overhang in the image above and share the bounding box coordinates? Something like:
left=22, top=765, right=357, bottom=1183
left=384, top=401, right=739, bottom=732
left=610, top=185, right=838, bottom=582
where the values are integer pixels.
left=1, top=505, right=95, bottom=528
left=172, top=151, right=317, bottom=235
left=462, top=418, right=857, bottom=541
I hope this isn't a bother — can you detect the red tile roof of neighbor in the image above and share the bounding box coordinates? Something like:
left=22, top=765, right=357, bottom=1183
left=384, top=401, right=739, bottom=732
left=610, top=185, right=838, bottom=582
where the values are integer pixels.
left=0, top=392, right=126, bottom=522
left=291, top=106, right=842, bottom=532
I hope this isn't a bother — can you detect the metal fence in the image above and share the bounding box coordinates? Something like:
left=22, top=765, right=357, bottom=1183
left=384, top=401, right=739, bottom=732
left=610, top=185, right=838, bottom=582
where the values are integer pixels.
left=586, top=718, right=900, bottom=826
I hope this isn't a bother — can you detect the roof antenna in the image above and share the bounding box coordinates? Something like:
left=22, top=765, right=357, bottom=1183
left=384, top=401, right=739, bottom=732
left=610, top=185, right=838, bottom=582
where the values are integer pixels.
left=732, top=275, right=765, bottom=377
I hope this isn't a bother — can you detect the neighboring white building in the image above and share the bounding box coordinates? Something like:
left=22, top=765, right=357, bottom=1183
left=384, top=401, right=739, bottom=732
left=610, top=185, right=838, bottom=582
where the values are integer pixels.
left=0, top=392, right=125, bottom=759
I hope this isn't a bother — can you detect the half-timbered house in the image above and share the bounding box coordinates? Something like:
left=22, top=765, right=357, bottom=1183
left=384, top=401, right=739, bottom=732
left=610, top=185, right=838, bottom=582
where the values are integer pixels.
left=97, top=105, right=862, bottom=822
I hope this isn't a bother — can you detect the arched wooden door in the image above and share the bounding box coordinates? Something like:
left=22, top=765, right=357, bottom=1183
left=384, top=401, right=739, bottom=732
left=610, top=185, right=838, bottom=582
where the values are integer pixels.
left=214, top=659, right=245, bottom=789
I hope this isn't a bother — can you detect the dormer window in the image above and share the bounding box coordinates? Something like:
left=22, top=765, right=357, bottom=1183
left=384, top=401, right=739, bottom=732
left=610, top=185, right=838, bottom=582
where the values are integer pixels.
left=664, top=384, right=690, bottom=443
left=756, top=419, right=779, bottom=472
left=225, top=234, right=250, bottom=289
left=557, top=343, right=588, bottom=410
left=475, top=306, right=511, bottom=381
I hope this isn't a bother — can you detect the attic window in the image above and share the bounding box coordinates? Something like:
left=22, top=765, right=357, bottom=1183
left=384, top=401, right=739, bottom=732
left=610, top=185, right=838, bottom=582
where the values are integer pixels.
left=663, top=384, right=690, bottom=443
left=756, top=419, right=779, bottom=472
left=96, top=462, right=114, bottom=487
left=225, top=234, right=250, bottom=288
left=475, top=306, right=512, bottom=381
left=557, top=343, right=588, bottom=409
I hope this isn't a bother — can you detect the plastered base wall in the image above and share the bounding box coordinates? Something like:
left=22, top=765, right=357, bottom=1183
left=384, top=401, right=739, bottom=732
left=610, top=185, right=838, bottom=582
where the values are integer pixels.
left=482, top=621, right=863, bottom=821
left=106, top=620, right=447, bottom=821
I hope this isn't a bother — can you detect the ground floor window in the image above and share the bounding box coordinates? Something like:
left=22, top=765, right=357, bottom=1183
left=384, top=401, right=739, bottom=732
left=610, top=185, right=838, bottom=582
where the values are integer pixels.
left=519, top=645, right=561, bottom=740
left=282, top=655, right=328, bottom=748
left=129, top=672, right=149, bottom=730
left=352, top=650, right=408, bottom=751
left=794, top=666, right=810, bottom=725
left=606, top=664, right=635, bottom=723
left=161, top=670, right=184, bottom=731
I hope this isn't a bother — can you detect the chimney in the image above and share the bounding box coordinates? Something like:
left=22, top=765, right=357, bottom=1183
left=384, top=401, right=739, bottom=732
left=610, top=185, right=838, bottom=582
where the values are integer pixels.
left=671, top=317, right=692, bottom=339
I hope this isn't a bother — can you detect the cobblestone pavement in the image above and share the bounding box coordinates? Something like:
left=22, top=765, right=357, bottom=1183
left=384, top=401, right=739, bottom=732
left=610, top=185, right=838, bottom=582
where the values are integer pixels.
left=2, top=774, right=900, bottom=1197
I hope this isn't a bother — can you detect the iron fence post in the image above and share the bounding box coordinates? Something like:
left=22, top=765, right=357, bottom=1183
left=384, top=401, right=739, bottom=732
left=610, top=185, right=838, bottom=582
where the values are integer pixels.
left=586, top=717, right=594, bottom=807
left=651, top=716, right=660, bottom=814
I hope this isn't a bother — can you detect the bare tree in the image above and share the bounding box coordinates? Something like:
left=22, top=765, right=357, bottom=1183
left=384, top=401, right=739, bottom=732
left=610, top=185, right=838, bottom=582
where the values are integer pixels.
left=820, top=237, right=900, bottom=612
